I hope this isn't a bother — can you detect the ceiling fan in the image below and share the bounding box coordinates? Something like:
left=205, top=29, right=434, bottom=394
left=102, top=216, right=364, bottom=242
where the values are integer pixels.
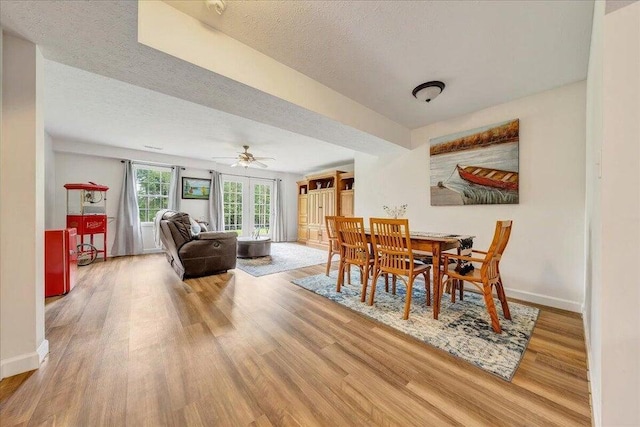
left=212, top=145, right=275, bottom=168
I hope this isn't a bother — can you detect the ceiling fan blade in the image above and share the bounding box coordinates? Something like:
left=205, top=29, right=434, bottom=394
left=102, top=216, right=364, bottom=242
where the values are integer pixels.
left=252, top=161, right=269, bottom=168
left=212, top=157, right=240, bottom=159
left=252, top=157, right=275, bottom=161
left=230, top=162, right=241, bottom=168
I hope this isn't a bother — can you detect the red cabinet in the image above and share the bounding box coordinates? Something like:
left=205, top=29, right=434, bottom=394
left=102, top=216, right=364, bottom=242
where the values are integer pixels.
left=45, top=228, right=77, bottom=297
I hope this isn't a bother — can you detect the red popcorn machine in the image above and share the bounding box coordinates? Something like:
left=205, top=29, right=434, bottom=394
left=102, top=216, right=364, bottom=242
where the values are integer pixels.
left=64, top=182, right=109, bottom=265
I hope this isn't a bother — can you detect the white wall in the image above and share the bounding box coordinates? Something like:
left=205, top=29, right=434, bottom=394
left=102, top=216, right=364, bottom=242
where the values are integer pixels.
left=0, top=33, right=48, bottom=379
left=52, top=138, right=302, bottom=255
left=584, top=0, right=605, bottom=423
left=599, top=2, right=640, bottom=425
left=355, top=81, right=587, bottom=311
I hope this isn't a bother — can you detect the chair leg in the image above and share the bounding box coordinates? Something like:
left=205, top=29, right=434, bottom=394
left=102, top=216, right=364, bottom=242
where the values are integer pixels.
left=458, top=279, right=464, bottom=301
left=392, top=275, right=397, bottom=295
left=423, top=271, right=431, bottom=307
left=403, top=276, right=415, bottom=320
left=482, top=281, right=502, bottom=333
left=368, top=268, right=381, bottom=305
left=384, top=274, right=389, bottom=292
left=336, top=260, right=346, bottom=292
left=496, top=277, right=511, bottom=320
left=347, top=264, right=352, bottom=285
left=325, top=248, right=333, bottom=277
left=362, top=264, right=370, bottom=304
left=451, top=280, right=456, bottom=303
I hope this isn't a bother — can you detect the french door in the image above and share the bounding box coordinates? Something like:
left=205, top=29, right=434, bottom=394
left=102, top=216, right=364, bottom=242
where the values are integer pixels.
left=222, top=176, right=273, bottom=238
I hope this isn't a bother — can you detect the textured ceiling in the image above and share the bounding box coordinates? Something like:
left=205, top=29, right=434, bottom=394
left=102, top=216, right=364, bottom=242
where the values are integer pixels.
left=44, top=60, right=354, bottom=174
left=166, top=0, right=594, bottom=129
left=0, top=0, right=399, bottom=156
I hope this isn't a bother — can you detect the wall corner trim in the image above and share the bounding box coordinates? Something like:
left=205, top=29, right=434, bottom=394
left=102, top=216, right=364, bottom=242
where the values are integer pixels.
left=582, top=311, right=600, bottom=426
left=0, top=339, right=49, bottom=380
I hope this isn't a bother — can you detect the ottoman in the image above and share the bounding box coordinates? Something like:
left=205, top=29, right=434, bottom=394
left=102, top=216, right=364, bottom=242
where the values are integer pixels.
left=237, top=237, right=272, bottom=258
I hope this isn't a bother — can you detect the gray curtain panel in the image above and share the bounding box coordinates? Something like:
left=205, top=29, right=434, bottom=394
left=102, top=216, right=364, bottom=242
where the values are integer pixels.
left=208, top=170, right=224, bottom=231
left=111, top=160, right=144, bottom=256
left=272, top=178, right=287, bottom=242
left=167, top=166, right=182, bottom=211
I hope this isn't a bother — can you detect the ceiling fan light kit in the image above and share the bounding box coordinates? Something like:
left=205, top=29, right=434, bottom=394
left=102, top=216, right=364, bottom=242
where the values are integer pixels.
left=213, top=145, right=274, bottom=169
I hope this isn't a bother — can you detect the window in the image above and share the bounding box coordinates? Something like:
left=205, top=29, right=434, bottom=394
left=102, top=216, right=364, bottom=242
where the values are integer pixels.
left=135, top=165, right=172, bottom=223
left=223, top=177, right=273, bottom=237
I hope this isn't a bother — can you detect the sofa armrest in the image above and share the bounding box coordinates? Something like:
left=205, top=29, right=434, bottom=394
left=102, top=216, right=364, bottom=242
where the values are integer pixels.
left=196, top=231, right=238, bottom=241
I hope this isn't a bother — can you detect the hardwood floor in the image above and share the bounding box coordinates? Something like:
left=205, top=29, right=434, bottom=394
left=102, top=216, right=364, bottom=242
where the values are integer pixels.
left=0, top=254, right=592, bottom=426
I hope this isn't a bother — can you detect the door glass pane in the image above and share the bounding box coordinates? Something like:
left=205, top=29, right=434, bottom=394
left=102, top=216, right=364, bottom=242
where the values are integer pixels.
left=223, top=180, right=243, bottom=235
left=252, top=183, right=271, bottom=237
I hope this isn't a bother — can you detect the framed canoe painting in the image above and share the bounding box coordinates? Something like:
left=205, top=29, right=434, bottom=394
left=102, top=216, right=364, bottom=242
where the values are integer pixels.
left=182, top=177, right=211, bottom=200
left=430, top=119, right=519, bottom=205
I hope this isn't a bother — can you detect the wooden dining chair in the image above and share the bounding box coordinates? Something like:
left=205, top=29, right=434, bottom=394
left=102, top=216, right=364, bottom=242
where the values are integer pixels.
left=326, top=215, right=350, bottom=283
left=368, top=218, right=431, bottom=320
left=334, top=216, right=374, bottom=302
left=441, top=220, right=513, bottom=333
left=325, top=215, right=340, bottom=276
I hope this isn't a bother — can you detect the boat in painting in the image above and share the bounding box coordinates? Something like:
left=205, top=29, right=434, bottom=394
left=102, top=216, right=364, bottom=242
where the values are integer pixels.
left=456, top=165, right=519, bottom=191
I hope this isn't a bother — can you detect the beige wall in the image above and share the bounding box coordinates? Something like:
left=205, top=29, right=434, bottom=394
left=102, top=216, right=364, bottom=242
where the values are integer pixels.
left=355, top=81, right=587, bottom=311
left=600, top=2, right=640, bottom=425
left=0, top=33, right=48, bottom=379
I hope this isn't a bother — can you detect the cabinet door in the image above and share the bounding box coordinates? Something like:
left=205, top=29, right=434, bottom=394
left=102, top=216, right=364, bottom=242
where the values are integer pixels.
left=340, top=191, right=354, bottom=217
left=298, top=195, right=308, bottom=225
left=297, top=226, right=309, bottom=242
left=325, top=189, right=336, bottom=216
left=307, top=192, right=317, bottom=225
left=299, top=195, right=308, bottom=217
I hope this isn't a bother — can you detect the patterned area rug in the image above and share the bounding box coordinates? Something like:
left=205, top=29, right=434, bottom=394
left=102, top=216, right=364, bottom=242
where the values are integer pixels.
left=291, top=271, right=539, bottom=381
left=236, top=243, right=328, bottom=277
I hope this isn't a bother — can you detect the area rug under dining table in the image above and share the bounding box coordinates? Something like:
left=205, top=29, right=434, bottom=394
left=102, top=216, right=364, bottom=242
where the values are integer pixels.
left=236, top=242, right=328, bottom=276
left=292, top=271, right=539, bottom=381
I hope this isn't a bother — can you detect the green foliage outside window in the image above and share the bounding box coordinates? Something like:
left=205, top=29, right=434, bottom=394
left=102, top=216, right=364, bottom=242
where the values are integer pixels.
left=136, top=167, right=172, bottom=223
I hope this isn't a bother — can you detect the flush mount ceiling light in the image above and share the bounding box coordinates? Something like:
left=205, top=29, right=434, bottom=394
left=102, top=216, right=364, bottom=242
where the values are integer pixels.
left=205, top=0, right=226, bottom=15
left=412, top=81, right=446, bottom=103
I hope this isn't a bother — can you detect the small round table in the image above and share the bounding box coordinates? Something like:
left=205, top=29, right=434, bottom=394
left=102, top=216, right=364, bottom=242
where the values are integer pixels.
left=237, top=237, right=272, bottom=258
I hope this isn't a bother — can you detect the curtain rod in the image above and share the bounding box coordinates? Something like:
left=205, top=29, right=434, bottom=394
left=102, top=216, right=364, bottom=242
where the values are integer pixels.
left=121, top=160, right=185, bottom=170
left=214, top=171, right=280, bottom=182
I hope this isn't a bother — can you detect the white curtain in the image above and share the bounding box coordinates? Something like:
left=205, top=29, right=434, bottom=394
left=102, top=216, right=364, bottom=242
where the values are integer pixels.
left=167, top=166, right=182, bottom=211
left=272, top=178, right=287, bottom=242
left=111, top=161, right=144, bottom=256
left=208, top=170, right=224, bottom=231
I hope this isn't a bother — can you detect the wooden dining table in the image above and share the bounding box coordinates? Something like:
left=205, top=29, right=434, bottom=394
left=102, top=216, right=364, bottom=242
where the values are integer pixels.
left=364, top=230, right=474, bottom=319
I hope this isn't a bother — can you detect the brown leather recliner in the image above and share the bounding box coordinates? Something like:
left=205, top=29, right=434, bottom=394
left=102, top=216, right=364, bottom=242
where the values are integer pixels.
left=159, top=211, right=237, bottom=279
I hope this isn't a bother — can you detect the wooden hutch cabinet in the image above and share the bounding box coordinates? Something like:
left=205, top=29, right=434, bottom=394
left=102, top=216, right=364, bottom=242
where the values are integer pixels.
left=297, top=170, right=355, bottom=247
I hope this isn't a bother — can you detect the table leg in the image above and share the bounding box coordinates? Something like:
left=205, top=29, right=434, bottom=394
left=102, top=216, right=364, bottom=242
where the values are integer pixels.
left=433, top=243, right=441, bottom=319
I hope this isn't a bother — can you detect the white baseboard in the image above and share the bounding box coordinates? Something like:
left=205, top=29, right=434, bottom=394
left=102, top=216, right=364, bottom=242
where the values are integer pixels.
left=503, top=287, right=582, bottom=312
left=143, top=248, right=163, bottom=254
left=0, top=339, right=49, bottom=380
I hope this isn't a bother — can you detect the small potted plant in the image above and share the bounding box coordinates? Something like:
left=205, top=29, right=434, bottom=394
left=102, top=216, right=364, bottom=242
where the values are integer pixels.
left=382, top=204, right=407, bottom=219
